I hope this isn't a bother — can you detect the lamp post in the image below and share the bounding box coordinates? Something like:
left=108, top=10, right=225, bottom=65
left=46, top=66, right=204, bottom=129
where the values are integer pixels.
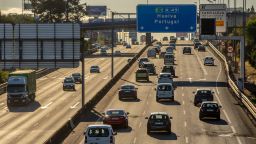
left=64, top=0, right=69, bottom=22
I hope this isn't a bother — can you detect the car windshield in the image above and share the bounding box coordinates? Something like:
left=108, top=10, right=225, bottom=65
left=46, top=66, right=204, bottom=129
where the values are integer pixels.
left=157, top=85, right=172, bottom=91
left=64, top=78, right=73, bottom=83
left=197, top=90, right=211, bottom=95
left=72, top=73, right=80, bottom=77
left=160, top=74, right=171, bottom=79
left=121, top=85, right=135, bottom=90
left=137, top=69, right=147, bottom=73
left=87, top=128, right=109, bottom=137
left=106, top=110, right=125, bottom=116
left=7, top=84, right=26, bottom=93
left=150, top=114, right=168, bottom=120
left=202, top=103, right=218, bottom=108
left=91, top=66, right=98, bottom=69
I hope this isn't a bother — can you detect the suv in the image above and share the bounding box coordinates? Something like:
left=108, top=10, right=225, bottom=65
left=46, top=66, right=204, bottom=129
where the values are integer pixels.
left=118, top=84, right=137, bottom=100
left=199, top=101, right=222, bottom=120
left=141, top=62, right=156, bottom=75
left=135, top=68, right=149, bottom=82
left=183, top=47, right=192, bottom=54
left=138, top=57, right=149, bottom=68
left=63, top=77, right=75, bottom=91
left=204, top=56, right=214, bottom=66
left=84, top=124, right=116, bottom=144
left=146, top=112, right=172, bottom=134
left=194, top=89, right=214, bottom=106
left=71, top=73, right=82, bottom=83
left=161, top=65, right=175, bottom=77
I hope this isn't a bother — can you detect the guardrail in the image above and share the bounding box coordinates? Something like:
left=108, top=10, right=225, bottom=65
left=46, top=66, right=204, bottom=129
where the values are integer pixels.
left=0, top=68, right=56, bottom=95
left=208, top=42, right=256, bottom=119
left=44, top=42, right=154, bottom=144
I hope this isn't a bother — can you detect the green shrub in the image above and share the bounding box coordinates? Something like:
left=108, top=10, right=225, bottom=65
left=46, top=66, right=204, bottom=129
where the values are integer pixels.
left=0, top=71, right=9, bottom=83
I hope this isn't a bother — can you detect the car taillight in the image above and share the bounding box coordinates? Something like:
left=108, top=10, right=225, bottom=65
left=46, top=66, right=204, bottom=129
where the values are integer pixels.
left=110, top=136, right=113, bottom=143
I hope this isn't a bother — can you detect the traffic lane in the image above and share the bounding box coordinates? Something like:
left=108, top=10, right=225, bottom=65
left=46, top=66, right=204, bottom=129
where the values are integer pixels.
left=94, top=45, right=144, bottom=54
left=63, top=48, right=156, bottom=144
left=0, top=57, right=131, bottom=144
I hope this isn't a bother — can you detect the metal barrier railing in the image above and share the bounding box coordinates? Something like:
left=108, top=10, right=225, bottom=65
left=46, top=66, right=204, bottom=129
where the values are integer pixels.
left=208, top=42, right=256, bottom=119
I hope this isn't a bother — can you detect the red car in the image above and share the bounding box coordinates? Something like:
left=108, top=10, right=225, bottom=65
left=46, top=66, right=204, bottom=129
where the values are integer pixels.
left=102, top=109, right=129, bottom=128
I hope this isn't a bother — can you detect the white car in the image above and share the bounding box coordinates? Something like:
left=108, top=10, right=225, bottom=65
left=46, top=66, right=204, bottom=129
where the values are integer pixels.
left=84, top=124, right=117, bottom=144
left=204, top=56, right=214, bottom=66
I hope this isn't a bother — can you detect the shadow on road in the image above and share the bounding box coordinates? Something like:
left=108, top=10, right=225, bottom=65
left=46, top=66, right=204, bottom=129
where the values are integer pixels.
left=175, top=81, right=227, bottom=87
left=201, top=119, right=228, bottom=125
left=158, top=100, right=181, bottom=106
left=80, top=108, right=102, bottom=122
left=8, top=101, right=41, bottom=112
left=113, top=126, right=132, bottom=133
left=148, top=132, right=177, bottom=140
left=120, top=98, right=141, bottom=102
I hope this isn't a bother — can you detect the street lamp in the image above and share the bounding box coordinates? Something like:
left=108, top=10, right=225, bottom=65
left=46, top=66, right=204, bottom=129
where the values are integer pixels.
left=64, top=0, right=69, bottom=22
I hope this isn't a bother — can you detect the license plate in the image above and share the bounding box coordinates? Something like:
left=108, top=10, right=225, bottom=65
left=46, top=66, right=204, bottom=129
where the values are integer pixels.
left=207, top=109, right=214, bottom=112
left=112, top=118, right=119, bottom=120
left=14, top=100, right=19, bottom=102
left=202, top=99, right=207, bottom=101
left=155, top=122, right=163, bottom=125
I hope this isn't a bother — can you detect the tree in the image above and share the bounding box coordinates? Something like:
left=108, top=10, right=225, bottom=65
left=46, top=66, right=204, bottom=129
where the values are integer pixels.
left=251, top=5, right=255, bottom=13
left=246, top=17, right=256, bottom=66
left=30, top=0, right=86, bottom=23
left=0, top=14, right=34, bottom=24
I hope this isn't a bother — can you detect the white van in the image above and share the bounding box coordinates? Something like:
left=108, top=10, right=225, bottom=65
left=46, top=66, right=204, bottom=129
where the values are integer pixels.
left=156, top=83, right=174, bottom=102
left=84, top=124, right=116, bottom=144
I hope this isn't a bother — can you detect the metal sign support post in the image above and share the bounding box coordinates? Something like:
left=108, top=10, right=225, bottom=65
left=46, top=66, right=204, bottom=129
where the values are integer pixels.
left=111, top=12, right=114, bottom=78
left=81, top=38, right=85, bottom=106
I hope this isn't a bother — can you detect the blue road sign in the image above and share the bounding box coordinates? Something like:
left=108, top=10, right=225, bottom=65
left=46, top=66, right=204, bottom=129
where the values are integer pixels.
left=136, top=4, right=197, bottom=33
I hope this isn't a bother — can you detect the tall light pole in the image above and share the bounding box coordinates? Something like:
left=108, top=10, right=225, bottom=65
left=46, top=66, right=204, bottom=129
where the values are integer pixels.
left=64, top=0, right=69, bottom=22
left=242, top=0, right=246, bottom=82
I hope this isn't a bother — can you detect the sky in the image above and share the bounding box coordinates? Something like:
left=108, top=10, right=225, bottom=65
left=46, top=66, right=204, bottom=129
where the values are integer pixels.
left=0, top=0, right=255, bottom=14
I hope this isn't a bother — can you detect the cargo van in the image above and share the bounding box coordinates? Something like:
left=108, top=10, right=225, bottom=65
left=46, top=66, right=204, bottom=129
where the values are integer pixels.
left=155, top=83, right=174, bottom=102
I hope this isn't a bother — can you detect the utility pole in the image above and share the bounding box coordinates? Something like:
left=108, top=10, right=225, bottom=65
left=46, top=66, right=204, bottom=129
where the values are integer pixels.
left=111, top=12, right=114, bottom=78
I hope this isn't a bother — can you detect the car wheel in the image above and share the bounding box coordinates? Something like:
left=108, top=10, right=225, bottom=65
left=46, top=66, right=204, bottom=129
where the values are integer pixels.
left=217, top=115, right=220, bottom=120
left=124, top=121, right=128, bottom=128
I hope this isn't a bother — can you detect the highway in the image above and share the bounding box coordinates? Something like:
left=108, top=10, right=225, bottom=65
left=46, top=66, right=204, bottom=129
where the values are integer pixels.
left=0, top=45, right=144, bottom=144
left=64, top=41, right=256, bottom=144
left=93, top=44, right=144, bottom=55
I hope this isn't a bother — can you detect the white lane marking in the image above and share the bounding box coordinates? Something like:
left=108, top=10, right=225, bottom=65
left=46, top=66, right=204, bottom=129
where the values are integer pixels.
left=147, top=101, right=149, bottom=105
left=41, top=102, right=53, bottom=109
left=230, top=126, right=242, bottom=144
left=182, top=87, right=184, bottom=90
left=185, top=137, right=189, bottom=143
left=182, top=93, right=184, bottom=97
left=223, top=110, right=231, bottom=124
left=188, top=78, right=192, bottom=83
left=103, top=76, right=109, bottom=80
left=58, top=77, right=65, bottom=80
left=0, top=103, right=4, bottom=106
left=133, top=137, right=137, bottom=144
left=199, top=78, right=206, bottom=81
left=38, top=77, right=47, bottom=81
left=33, top=123, right=39, bottom=127
left=183, top=101, right=185, bottom=105
left=51, top=76, right=56, bottom=79
left=183, top=110, right=186, bottom=115
left=139, top=122, right=142, bottom=128
left=194, top=50, right=208, bottom=75
left=85, top=75, right=89, bottom=79
left=184, top=121, right=187, bottom=127
left=70, top=102, right=80, bottom=109
left=143, top=110, right=146, bottom=116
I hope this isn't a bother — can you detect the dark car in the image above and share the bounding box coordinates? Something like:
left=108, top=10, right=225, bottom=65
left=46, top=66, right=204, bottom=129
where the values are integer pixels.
left=161, top=65, right=175, bottom=77
left=159, top=51, right=166, bottom=58
left=71, top=73, right=82, bottom=83
left=146, top=112, right=172, bottom=134
left=126, top=44, right=131, bottom=48
left=141, top=62, right=156, bottom=75
left=90, top=65, right=100, bottom=73
left=199, top=101, right=221, bottom=120
left=183, top=47, right=192, bottom=54
left=169, top=43, right=176, bottom=50
left=194, top=89, right=214, bottom=106
left=198, top=45, right=206, bottom=52
left=103, top=109, right=129, bottom=128
left=63, top=77, right=75, bottom=91
left=118, top=84, right=137, bottom=100
left=194, top=42, right=202, bottom=49
left=138, top=57, right=149, bottom=68
left=136, top=68, right=149, bottom=82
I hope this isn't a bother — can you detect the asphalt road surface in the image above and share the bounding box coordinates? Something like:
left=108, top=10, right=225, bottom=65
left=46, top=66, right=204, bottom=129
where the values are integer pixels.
left=0, top=44, right=145, bottom=144
left=63, top=40, right=256, bottom=144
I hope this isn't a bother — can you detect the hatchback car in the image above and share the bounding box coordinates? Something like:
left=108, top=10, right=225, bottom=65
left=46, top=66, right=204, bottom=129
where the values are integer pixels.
left=141, top=62, right=156, bottom=75
left=84, top=124, right=116, bottom=144
left=161, top=65, right=175, bottom=76
left=198, top=45, right=206, bottom=52
left=90, top=65, right=100, bottom=73
left=63, top=77, right=75, bottom=91
left=146, top=112, right=172, bottom=134
left=135, top=68, right=149, bottom=82
left=118, top=84, right=138, bottom=100
left=102, top=109, right=129, bottom=128
left=204, top=56, right=215, bottom=66
left=138, top=57, right=149, bottom=68
left=156, top=83, right=174, bottom=102
left=71, top=73, right=82, bottom=83
left=183, top=47, right=192, bottom=54
left=194, top=89, right=214, bottom=106
left=199, top=101, right=221, bottom=120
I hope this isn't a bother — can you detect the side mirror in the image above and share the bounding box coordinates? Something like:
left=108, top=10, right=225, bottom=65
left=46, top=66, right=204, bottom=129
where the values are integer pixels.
left=113, top=131, right=117, bottom=135
left=145, top=117, right=149, bottom=119
left=219, top=105, right=222, bottom=108
left=169, top=116, right=173, bottom=119
left=127, top=112, right=130, bottom=115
